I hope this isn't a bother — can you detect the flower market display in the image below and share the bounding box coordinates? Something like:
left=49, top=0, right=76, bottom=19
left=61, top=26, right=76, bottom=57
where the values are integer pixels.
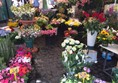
left=0, top=46, right=32, bottom=83
left=11, top=4, right=36, bottom=20
left=97, top=29, right=114, bottom=46
left=60, top=38, right=106, bottom=83
left=82, top=11, right=106, bottom=34
left=1, top=0, right=118, bottom=83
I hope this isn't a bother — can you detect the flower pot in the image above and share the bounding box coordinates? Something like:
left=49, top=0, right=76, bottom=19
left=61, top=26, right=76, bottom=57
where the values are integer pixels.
left=25, top=38, right=34, bottom=48
left=19, top=20, right=36, bottom=25
left=87, top=30, right=98, bottom=49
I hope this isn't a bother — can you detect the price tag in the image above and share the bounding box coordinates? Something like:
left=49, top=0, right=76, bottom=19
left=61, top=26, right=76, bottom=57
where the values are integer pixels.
left=10, top=67, right=19, bottom=80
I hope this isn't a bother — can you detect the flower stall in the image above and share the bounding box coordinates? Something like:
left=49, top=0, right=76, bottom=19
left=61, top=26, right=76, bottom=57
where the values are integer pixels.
left=1, top=0, right=118, bottom=83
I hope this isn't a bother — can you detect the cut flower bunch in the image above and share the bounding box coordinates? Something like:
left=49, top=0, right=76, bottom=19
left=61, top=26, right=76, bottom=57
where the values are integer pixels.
left=61, top=38, right=85, bottom=76
left=83, top=11, right=106, bottom=34
left=97, top=29, right=114, bottom=45
left=65, top=18, right=82, bottom=27
left=11, top=4, right=36, bottom=20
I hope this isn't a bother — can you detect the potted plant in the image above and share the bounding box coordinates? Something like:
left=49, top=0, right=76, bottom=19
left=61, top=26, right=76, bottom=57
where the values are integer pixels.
left=82, top=11, right=106, bottom=49
left=97, top=29, right=114, bottom=46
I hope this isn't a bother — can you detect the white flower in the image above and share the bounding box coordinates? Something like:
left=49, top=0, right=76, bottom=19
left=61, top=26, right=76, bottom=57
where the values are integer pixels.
left=116, top=33, right=118, bottom=36
left=78, top=81, right=82, bottom=83
left=72, top=46, right=77, bottom=51
left=75, top=55, right=79, bottom=60
left=61, top=78, right=67, bottom=82
left=69, top=41, right=75, bottom=45
left=75, top=40, right=80, bottom=44
left=15, top=35, right=21, bottom=39
left=69, top=50, right=73, bottom=54
left=95, top=61, right=98, bottom=63
left=66, top=46, right=72, bottom=51
left=61, top=42, right=66, bottom=47
left=62, top=51, right=67, bottom=56
left=64, top=39, right=69, bottom=44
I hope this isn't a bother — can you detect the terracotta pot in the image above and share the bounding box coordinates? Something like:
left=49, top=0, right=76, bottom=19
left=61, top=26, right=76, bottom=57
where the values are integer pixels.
left=19, top=20, right=36, bottom=25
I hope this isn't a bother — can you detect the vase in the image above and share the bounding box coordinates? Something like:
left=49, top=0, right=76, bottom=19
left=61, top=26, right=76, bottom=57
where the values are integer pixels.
left=24, top=38, right=34, bottom=48
left=87, top=30, right=98, bottom=49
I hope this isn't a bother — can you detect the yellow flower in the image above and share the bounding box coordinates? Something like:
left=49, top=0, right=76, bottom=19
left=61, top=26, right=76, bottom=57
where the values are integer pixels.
left=34, top=24, right=40, bottom=31
left=102, top=38, right=106, bottom=40
left=97, top=36, right=100, bottom=39
left=100, top=30, right=106, bottom=34
left=68, top=27, right=72, bottom=31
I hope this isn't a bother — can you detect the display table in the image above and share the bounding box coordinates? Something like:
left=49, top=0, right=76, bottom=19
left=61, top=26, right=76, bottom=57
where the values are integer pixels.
left=100, top=44, right=118, bottom=78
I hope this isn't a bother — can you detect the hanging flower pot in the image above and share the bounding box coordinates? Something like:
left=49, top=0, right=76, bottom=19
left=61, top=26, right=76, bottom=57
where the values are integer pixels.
left=87, top=30, right=98, bottom=49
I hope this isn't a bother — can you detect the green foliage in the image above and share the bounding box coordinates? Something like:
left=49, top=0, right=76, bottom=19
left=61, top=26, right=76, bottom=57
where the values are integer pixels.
left=83, top=17, right=106, bottom=34
left=0, top=57, right=6, bottom=70
left=112, top=68, right=118, bottom=83
left=0, top=36, right=15, bottom=63
left=68, top=0, right=78, bottom=5
left=83, top=0, right=103, bottom=12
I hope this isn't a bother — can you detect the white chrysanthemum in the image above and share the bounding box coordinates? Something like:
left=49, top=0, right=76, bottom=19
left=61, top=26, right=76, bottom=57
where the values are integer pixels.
left=72, top=46, right=77, bottom=51
left=61, top=42, right=66, bottom=47
left=75, top=40, right=80, bottom=44
left=64, top=39, right=69, bottom=44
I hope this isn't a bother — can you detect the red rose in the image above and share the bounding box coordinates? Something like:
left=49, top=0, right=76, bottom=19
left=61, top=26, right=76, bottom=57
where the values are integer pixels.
left=82, top=11, right=90, bottom=18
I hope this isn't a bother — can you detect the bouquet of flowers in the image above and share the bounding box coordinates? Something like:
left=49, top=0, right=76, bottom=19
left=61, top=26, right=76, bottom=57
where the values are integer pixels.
left=97, top=29, right=114, bottom=45
left=40, top=24, right=57, bottom=36
left=61, top=38, right=85, bottom=75
left=36, top=15, right=49, bottom=28
left=61, top=67, right=93, bottom=83
left=50, top=18, right=65, bottom=27
left=0, top=47, right=32, bottom=83
left=19, top=25, right=41, bottom=39
left=104, top=4, right=118, bottom=15
left=11, top=4, right=36, bottom=20
left=83, top=11, right=106, bottom=34
left=112, top=30, right=118, bottom=44
left=65, top=18, right=82, bottom=27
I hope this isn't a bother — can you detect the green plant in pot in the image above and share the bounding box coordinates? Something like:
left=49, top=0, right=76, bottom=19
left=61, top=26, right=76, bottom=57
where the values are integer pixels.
left=0, top=36, right=15, bottom=64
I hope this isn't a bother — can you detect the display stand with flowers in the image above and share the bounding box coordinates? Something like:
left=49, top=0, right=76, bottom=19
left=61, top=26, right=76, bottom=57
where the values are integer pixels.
left=97, top=29, right=114, bottom=47
left=82, top=11, right=106, bottom=49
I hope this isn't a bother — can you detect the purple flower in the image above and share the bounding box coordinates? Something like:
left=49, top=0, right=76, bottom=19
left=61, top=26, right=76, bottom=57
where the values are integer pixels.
left=83, top=67, right=91, bottom=73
